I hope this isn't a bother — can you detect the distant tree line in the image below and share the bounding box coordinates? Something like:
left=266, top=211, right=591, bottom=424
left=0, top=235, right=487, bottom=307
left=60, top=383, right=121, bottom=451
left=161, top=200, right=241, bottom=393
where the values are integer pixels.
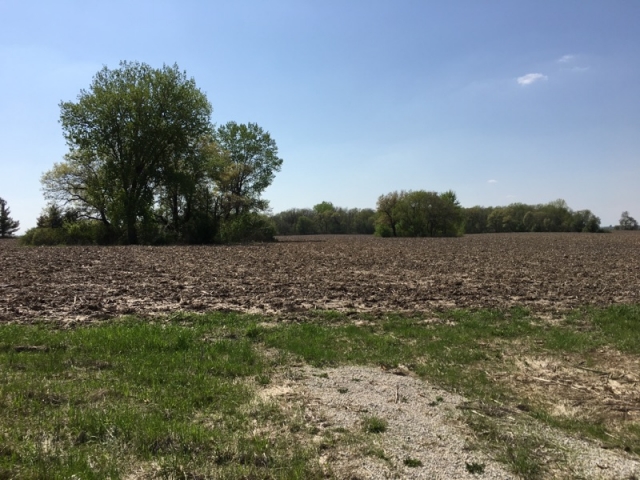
left=463, top=199, right=603, bottom=234
left=21, top=61, right=281, bottom=246
left=272, top=193, right=623, bottom=237
left=271, top=202, right=376, bottom=235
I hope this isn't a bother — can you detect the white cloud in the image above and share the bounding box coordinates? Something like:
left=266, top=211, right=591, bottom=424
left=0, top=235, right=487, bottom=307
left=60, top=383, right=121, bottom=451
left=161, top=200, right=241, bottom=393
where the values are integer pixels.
left=487, top=179, right=498, bottom=184
left=558, top=54, right=575, bottom=63
left=517, top=73, right=548, bottom=86
left=570, top=66, right=589, bottom=73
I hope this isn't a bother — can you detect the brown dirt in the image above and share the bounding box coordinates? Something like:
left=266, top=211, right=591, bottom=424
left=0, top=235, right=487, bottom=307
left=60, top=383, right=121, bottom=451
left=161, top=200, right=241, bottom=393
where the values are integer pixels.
left=1, top=232, right=639, bottom=323
left=509, top=348, right=640, bottom=426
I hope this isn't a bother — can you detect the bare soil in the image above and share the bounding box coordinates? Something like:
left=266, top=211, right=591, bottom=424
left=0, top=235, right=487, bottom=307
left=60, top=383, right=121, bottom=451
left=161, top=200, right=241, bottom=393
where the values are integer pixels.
left=1, top=232, right=639, bottom=323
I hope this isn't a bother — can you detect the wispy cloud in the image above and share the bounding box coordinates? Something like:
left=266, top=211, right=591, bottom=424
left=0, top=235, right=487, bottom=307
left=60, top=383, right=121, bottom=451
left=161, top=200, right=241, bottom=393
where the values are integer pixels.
left=487, top=179, right=498, bottom=184
left=517, top=73, right=548, bottom=86
left=570, top=66, right=589, bottom=73
left=557, top=54, right=589, bottom=73
left=558, top=54, right=575, bottom=63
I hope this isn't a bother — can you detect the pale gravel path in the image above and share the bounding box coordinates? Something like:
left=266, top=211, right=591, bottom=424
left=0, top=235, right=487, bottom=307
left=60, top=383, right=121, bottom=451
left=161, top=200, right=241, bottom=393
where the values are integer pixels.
left=262, top=365, right=640, bottom=479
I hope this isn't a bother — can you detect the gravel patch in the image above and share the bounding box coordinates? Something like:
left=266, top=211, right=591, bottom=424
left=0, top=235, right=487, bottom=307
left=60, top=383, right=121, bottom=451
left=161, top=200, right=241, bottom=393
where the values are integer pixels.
left=262, top=365, right=640, bottom=479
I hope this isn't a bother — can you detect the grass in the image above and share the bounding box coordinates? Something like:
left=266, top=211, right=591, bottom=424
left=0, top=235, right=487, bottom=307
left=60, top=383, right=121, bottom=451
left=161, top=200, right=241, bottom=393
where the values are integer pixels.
left=0, top=317, right=322, bottom=479
left=403, top=457, right=423, bottom=467
left=0, top=305, right=639, bottom=478
left=362, top=416, right=388, bottom=434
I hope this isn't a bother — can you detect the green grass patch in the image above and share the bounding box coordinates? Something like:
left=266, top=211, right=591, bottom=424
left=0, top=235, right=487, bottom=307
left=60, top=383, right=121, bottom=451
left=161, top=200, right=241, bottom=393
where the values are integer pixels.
left=362, top=416, right=388, bottom=434
left=1, top=304, right=639, bottom=478
left=0, top=318, right=322, bottom=479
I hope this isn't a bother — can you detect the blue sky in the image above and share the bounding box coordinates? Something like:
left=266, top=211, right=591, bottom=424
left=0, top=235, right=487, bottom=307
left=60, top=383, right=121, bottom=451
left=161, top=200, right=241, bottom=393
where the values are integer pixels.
left=1, top=0, right=638, bottom=231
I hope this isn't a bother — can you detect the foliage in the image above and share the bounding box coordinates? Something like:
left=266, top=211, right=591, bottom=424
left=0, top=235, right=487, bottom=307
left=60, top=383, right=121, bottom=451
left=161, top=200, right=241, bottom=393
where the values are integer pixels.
left=617, top=211, right=638, bottom=230
left=374, top=190, right=464, bottom=237
left=375, top=191, right=401, bottom=237
left=212, top=122, right=283, bottom=218
left=0, top=197, right=20, bottom=238
left=36, top=203, right=79, bottom=229
left=21, top=220, right=111, bottom=246
left=271, top=204, right=376, bottom=235
left=51, top=61, right=212, bottom=244
left=218, top=213, right=276, bottom=243
left=464, top=200, right=602, bottom=234
left=38, top=61, right=282, bottom=245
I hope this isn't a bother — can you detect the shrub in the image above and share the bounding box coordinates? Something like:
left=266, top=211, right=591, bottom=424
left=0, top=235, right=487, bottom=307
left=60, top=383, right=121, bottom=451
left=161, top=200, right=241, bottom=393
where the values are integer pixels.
left=374, top=223, right=393, bottom=237
left=21, top=221, right=113, bottom=246
left=362, top=416, right=388, bottom=433
left=63, top=221, right=97, bottom=245
left=218, top=214, right=276, bottom=243
left=21, top=227, right=67, bottom=246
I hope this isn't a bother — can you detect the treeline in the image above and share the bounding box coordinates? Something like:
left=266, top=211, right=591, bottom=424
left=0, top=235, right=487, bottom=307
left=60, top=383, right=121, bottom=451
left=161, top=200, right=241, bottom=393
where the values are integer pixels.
left=463, top=199, right=602, bottom=233
left=271, top=202, right=376, bottom=235
left=272, top=193, right=606, bottom=237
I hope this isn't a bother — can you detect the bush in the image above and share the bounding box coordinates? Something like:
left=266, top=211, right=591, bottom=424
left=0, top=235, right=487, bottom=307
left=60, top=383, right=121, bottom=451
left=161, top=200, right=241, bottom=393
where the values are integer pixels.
left=21, top=221, right=114, bottom=246
left=64, top=222, right=98, bottom=245
left=374, top=223, right=393, bottom=237
left=21, top=227, right=67, bottom=246
left=218, top=214, right=276, bottom=243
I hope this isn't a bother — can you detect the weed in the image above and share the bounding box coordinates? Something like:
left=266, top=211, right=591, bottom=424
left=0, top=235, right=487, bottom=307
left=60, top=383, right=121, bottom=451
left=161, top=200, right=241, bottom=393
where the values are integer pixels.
left=403, top=457, right=423, bottom=467
left=365, top=447, right=389, bottom=461
left=466, top=461, right=485, bottom=474
left=362, top=416, right=388, bottom=434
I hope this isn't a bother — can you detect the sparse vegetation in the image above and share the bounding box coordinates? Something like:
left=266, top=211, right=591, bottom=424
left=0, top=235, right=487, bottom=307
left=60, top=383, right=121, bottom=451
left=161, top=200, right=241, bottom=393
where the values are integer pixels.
left=362, top=416, right=388, bottom=434
left=404, top=457, right=423, bottom=467
left=466, top=461, right=486, bottom=474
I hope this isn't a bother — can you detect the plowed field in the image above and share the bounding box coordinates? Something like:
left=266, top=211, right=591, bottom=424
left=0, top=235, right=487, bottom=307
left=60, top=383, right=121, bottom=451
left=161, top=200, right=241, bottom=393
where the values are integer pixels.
left=1, top=232, right=639, bottom=323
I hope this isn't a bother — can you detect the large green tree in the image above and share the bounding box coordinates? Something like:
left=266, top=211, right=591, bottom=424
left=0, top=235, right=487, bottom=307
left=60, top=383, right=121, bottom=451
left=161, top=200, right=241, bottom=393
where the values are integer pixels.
left=212, top=122, right=283, bottom=218
left=50, top=61, right=212, bottom=244
left=0, top=197, right=20, bottom=238
left=375, top=190, right=463, bottom=237
left=375, top=191, right=402, bottom=237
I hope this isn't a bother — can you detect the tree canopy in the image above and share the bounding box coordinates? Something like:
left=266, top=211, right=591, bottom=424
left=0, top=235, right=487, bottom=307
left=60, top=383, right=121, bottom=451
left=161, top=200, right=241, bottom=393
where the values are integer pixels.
left=463, top=200, right=602, bottom=234
left=271, top=204, right=376, bottom=235
left=0, top=197, right=20, bottom=238
left=375, top=190, right=464, bottom=237
left=212, top=122, right=283, bottom=218
left=618, top=211, right=638, bottom=230
left=35, top=62, right=281, bottom=245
